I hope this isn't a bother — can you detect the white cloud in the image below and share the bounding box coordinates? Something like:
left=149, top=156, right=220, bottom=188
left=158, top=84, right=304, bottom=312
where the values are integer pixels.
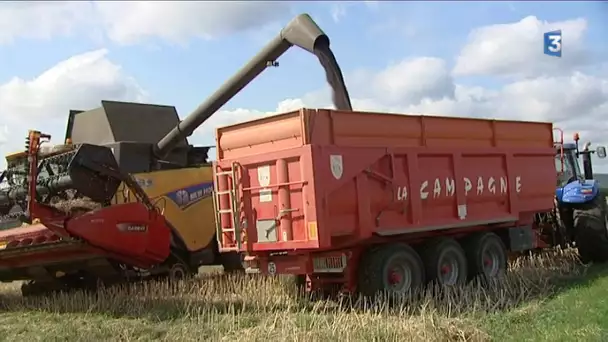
left=330, top=4, right=347, bottom=23
left=0, top=1, right=293, bottom=46
left=193, top=98, right=304, bottom=147
left=367, top=57, right=455, bottom=105
left=0, top=2, right=94, bottom=44
left=0, top=125, right=8, bottom=148
left=0, top=49, right=147, bottom=168
left=94, top=1, right=293, bottom=45
left=453, top=16, right=589, bottom=77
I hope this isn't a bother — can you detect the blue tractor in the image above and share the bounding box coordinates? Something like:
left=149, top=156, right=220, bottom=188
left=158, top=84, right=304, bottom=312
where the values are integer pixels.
left=553, top=130, right=608, bottom=263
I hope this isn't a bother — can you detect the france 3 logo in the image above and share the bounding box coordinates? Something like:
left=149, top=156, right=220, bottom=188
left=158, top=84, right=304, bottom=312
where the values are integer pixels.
left=544, top=30, right=562, bottom=58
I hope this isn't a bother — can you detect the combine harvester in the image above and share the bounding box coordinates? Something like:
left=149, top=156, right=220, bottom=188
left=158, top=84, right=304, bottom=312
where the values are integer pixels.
left=0, top=13, right=352, bottom=296
left=212, top=109, right=608, bottom=296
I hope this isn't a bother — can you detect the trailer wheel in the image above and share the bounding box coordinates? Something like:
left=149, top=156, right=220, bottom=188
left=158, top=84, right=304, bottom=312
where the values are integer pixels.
left=462, top=232, right=507, bottom=283
left=358, top=243, right=424, bottom=298
left=573, top=194, right=608, bottom=263
left=420, top=237, right=467, bottom=286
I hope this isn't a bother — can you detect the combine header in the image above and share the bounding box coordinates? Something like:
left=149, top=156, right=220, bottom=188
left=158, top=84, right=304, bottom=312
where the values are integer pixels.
left=0, top=13, right=352, bottom=296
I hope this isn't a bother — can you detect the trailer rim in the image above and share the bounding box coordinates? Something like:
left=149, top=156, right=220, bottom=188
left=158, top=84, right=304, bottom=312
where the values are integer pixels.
left=386, top=256, right=413, bottom=291
left=481, top=245, right=502, bottom=278
left=438, top=251, right=461, bottom=286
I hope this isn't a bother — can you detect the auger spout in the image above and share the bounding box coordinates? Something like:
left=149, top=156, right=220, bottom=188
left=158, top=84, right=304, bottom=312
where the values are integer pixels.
left=153, top=13, right=352, bottom=159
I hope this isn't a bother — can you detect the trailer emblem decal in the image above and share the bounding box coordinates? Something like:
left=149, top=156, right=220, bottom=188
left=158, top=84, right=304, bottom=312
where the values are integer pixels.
left=330, top=154, right=343, bottom=180
left=166, top=182, right=214, bottom=210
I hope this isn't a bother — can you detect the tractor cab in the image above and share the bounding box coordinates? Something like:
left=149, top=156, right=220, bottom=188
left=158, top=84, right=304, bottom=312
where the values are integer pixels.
left=554, top=129, right=607, bottom=205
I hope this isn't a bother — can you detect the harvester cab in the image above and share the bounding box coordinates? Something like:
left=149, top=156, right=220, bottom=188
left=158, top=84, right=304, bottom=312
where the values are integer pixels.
left=551, top=128, right=608, bottom=263
left=0, top=13, right=352, bottom=296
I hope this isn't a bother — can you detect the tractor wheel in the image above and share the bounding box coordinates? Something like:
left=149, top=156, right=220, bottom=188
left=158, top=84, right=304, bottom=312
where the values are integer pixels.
left=420, top=237, right=468, bottom=287
left=462, top=232, right=507, bottom=284
left=573, top=194, right=608, bottom=264
left=357, top=243, right=425, bottom=298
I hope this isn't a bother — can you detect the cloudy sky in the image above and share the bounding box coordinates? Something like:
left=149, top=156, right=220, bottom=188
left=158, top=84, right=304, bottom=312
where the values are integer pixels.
left=1, top=1, right=607, bottom=171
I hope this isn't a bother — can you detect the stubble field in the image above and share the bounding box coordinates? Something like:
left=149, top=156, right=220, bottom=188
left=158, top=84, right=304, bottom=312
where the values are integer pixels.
left=0, top=248, right=606, bottom=341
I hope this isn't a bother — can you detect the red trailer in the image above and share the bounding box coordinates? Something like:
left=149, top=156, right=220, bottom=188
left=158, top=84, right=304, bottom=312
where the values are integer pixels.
left=212, top=108, right=557, bottom=296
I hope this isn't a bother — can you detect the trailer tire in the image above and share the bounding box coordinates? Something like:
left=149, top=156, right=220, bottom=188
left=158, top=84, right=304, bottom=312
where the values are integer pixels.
left=462, top=232, right=507, bottom=284
left=420, top=237, right=467, bottom=287
left=357, top=243, right=424, bottom=298
left=573, top=194, right=608, bottom=264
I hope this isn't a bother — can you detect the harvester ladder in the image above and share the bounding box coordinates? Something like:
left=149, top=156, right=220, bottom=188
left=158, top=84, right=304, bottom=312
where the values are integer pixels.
left=212, top=162, right=241, bottom=251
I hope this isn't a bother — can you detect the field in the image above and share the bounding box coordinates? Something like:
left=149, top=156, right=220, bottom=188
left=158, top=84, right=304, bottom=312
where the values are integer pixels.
left=0, top=249, right=606, bottom=341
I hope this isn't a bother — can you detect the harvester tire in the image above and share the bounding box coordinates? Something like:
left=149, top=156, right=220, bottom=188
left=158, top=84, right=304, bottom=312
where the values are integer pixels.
left=420, top=237, right=468, bottom=287
left=573, top=194, right=608, bottom=264
left=165, top=252, right=196, bottom=282
left=462, top=232, right=507, bottom=284
left=357, top=243, right=424, bottom=298
left=168, top=262, right=190, bottom=281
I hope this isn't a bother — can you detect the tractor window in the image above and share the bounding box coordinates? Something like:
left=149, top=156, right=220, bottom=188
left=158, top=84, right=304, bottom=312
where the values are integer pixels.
left=555, top=149, right=582, bottom=186
left=565, top=149, right=582, bottom=178
left=555, top=153, right=574, bottom=186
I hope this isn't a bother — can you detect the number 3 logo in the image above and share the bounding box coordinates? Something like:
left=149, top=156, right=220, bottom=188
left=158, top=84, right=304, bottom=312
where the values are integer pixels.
left=548, top=34, right=562, bottom=53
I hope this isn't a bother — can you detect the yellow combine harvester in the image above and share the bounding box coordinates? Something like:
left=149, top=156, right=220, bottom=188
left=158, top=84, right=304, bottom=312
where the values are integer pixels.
left=0, top=103, right=243, bottom=295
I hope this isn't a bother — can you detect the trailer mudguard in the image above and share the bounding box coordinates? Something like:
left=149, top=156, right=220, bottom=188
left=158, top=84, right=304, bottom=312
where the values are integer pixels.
left=557, top=179, right=600, bottom=204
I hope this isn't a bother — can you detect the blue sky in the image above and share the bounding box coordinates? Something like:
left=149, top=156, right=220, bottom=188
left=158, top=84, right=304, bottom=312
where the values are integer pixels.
left=0, top=1, right=607, bottom=169
left=0, top=1, right=604, bottom=113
